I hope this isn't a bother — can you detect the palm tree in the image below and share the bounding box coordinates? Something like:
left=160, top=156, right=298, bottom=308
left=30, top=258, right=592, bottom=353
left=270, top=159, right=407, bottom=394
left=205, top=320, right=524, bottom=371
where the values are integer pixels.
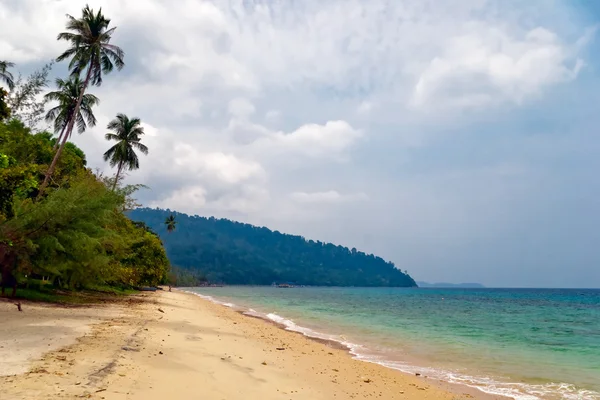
left=0, top=61, right=15, bottom=90
left=165, top=215, right=177, bottom=233
left=39, top=5, right=124, bottom=194
left=103, top=114, right=148, bottom=190
left=44, top=77, right=100, bottom=149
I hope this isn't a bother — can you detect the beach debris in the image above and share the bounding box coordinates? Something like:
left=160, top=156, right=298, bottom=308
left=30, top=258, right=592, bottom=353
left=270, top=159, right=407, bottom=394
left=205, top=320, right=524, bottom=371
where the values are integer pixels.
left=276, top=347, right=286, bottom=350
left=159, top=351, right=163, bottom=355
left=14, top=302, right=22, bottom=311
left=95, top=388, right=107, bottom=393
left=157, top=308, right=165, bottom=313
left=362, top=377, right=372, bottom=383
left=415, top=373, right=421, bottom=376
left=261, top=361, right=268, bottom=365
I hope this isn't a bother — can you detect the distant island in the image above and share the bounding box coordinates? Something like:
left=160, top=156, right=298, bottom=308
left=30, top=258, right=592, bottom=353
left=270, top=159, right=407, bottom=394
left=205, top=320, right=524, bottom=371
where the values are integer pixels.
left=417, top=281, right=485, bottom=288
left=128, top=208, right=417, bottom=287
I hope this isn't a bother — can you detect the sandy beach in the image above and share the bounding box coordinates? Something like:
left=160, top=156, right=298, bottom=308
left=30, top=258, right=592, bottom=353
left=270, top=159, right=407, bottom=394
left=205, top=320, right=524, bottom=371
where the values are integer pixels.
left=0, top=290, right=503, bottom=400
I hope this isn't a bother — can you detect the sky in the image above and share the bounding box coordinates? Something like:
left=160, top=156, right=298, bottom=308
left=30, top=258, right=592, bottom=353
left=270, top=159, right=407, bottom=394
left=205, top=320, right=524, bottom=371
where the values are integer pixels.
left=1, top=0, right=599, bottom=288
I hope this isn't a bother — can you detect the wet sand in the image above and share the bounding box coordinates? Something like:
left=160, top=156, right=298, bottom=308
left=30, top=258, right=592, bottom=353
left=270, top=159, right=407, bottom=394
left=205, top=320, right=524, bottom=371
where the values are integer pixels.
left=0, top=290, right=506, bottom=399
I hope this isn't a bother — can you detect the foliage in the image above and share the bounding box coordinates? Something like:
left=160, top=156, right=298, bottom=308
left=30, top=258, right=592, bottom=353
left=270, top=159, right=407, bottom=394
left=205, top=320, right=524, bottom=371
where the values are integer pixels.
left=165, top=214, right=177, bottom=233
left=1, top=5, right=169, bottom=299
left=44, top=77, right=100, bottom=140
left=168, top=265, right=208, bottom=287
left=129, top=208, right=418, bottom=287
left=57, top=5, right=125, bottom=86
left=7, top=62, right=53, bottom=130
left=41, top=4, right=125, bottom=193
left=103, top=113, right=148, bottom=190
left=0, top=120, right=85, bottom=217
left=0, top=88, right=10, bottom=121
left=0, top=120, right=169, bottom=295
left=0, top=60, right=15, bottom=90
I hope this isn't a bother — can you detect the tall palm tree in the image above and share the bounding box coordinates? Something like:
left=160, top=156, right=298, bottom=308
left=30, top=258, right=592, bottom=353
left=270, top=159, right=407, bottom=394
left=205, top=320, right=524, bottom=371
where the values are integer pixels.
left=39, top=5, right=124, bottom=194
left=103, top=114, right=148, bottom=190
left=165, top=215, right=177, bottom=233
left=44, top=77, right=100, bottom=149
left=0, top=61, right=15, bottom=90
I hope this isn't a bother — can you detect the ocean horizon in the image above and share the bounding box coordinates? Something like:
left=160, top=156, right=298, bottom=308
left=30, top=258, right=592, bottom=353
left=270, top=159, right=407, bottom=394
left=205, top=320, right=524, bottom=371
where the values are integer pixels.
left=185, top=286, right=600, bottom=400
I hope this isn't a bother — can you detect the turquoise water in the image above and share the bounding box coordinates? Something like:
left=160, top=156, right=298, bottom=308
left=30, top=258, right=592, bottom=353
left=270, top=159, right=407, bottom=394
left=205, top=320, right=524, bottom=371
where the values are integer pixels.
left=186, top=287, right=600, bottom=399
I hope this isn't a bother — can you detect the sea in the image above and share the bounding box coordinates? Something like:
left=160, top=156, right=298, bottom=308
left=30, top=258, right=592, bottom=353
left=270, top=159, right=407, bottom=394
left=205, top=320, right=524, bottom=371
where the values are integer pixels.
left=184, top=287, right=600, bottom=400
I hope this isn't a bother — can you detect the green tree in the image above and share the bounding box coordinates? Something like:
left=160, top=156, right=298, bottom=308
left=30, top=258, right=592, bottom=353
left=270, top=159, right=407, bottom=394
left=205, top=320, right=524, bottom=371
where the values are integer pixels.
left=0, top=61, right=15, bottom=90
left=0, top=88, right=10, bottom=121
left=165, top=214, right=177, bottom=233
left=103, top=114, right=148, bottom=190
left=40, top=5, right=124, bottom=194
left=7, top=62, right=53, bottom=129
left=44, top=77, right=100, bottom=149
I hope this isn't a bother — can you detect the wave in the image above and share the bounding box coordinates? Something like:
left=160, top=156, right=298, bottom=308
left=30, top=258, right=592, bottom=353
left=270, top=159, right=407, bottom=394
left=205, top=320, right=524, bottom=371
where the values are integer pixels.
left=182, top=289, right=600, bottom=400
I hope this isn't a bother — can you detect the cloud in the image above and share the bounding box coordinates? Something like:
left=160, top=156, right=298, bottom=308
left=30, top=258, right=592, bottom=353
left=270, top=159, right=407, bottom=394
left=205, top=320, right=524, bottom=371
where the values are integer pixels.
left=228, top=98, right=255, bottom=119
left=265, top=110, right=280, bottom=122
left=252, top=120, right=362, bottom=159
left=291, top=190, right=369, bottom=204
left=2, top=0, right=599, bottom=287
left=411, top=26, right=586, bottom=108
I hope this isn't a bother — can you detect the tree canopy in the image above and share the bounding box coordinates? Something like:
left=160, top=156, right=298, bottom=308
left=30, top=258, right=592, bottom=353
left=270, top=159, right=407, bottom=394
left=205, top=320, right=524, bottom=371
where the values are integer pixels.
left=0, top=111, right=168, bottom=294
left=129, top=208, right=417, bottom=287
left=1, top=5, right=166, bottom=298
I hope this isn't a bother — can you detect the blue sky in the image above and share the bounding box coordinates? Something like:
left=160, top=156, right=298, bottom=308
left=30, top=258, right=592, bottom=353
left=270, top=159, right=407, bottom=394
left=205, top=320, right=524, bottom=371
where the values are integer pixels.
left=1, top=0, right=599, bottom=287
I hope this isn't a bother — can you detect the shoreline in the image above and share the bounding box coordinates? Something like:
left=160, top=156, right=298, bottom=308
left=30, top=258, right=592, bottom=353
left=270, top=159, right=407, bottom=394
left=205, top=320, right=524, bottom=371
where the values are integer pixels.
left=183, top=286, right=600, bottom=400
left=237, top=308, right=509, bottom=400
left=183, top=289, right=510, bottom=400
left=1, top=289, right=505, bottom=400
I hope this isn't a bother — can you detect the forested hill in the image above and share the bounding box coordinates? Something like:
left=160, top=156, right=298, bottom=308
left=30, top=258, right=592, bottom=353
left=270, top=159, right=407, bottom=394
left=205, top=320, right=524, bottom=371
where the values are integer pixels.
left=128, top=208, right=417, bottom=287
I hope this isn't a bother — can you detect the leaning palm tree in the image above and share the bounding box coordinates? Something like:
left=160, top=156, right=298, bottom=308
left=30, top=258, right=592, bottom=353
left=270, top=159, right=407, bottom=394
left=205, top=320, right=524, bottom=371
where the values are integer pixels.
left=39, top=5, right=124, bottom=194
left=103, top=114, right=148, bottom=190
left=165, top=215, right=177, bottom=233
left=44, top=77, right=100, bottom=149
left=0, top=61, right=15, bottom=90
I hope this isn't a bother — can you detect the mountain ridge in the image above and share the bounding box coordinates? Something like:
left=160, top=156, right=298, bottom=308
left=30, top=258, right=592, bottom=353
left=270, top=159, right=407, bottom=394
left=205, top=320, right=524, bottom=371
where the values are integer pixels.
left=128, top=208, right=417, bottom=287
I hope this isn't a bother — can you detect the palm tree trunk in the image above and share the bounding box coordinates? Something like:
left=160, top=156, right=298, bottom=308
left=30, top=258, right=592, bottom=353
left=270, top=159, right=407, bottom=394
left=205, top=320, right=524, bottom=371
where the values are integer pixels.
left=112, top=160, right=123, bottom=191
left=38, top=62, right=94, bottom=197
left=53, top=124, right=67, bottom=150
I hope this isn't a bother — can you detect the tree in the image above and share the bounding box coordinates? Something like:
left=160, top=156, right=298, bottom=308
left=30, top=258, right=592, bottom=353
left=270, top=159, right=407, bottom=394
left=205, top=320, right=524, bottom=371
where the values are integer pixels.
left=44, top=77, right=100, bottom=149
left=7, top=62, right=53, bottom=129
left=128, top=208, right=419, bottom=287
left=0, top=61, right=15, bottom=90
left=39, top=5, right=124, bottom=195
left=103, top=114, right=148, bottom=190
left=165, top=215, right=177, bottom=233
left=0, top=88, right=10, bottom=121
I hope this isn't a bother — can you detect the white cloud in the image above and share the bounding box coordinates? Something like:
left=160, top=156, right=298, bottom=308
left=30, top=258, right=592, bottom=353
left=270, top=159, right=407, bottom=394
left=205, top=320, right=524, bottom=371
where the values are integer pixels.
left=172, top=146, right=265, bottom=184
left=357, top=101, right=374, bottom=114
left=291, top=191, right=369, bottom=204
left=411, top=26, right=586, bottom=108
left=228, top=98, right=255, bottom=119
left=2, top=0, right=598, bottom=286
left=265, top=110, right=280, bottom=122
left=253, top=120, right=362, bottom=159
